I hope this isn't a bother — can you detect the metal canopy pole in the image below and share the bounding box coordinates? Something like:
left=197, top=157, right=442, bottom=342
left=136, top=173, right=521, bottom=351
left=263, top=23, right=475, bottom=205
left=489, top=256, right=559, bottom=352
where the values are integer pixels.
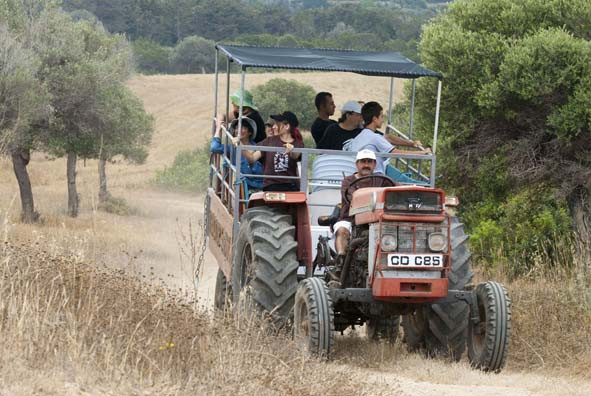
left=409, top=79, right=416, bottom=139
left=387, top=77, right=394, bottom=125
left=213, top=49, right=219, bottom=120
left=233, top=68, right=246, bottom=243
left=225, top=57, right=231, bottom=125
left=432, top=80, right=442, bottom=155
left=430, top=79, right=443, bottom=187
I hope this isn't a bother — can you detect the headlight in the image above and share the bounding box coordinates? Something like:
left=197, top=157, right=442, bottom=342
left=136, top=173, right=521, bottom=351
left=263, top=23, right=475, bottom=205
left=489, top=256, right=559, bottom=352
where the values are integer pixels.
left=381, top=234, right=397, bottom=251
left=428, top=232, right=446, bottom=252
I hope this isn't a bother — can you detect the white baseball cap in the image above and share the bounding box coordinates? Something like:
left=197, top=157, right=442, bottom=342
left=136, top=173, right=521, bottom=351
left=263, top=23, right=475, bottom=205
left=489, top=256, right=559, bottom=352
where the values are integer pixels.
left=341, top=100, right=362, bottom=113
left=356, top=149, right=377, bottom=161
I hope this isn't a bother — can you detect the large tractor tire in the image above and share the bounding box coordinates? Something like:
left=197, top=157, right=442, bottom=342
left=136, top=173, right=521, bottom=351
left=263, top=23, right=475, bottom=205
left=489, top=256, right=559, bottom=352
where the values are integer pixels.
left=367, top=316, right=401, bottom=344
left=231, top=206, right=298, bottom=329
left=402, top=217, right=474, bottom=361
left=468, top=281, right=511, bottom=372
left=214, top=268, right=231, bottom=312
left=293, top=277, right=334, bottom=357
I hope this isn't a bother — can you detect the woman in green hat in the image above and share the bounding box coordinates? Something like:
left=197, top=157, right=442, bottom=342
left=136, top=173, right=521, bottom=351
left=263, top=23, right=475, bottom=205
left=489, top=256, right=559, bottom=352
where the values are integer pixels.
left=229, top=90, right=266, bottom=143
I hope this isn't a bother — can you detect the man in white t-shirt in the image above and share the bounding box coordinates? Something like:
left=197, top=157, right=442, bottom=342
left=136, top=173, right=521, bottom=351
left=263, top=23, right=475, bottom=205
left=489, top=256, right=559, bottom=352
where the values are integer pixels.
left=350, top=101, right=431, bottom=174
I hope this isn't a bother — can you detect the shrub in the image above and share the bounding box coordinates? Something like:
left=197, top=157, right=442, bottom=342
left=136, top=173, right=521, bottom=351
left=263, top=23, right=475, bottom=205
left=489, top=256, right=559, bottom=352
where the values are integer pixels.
left=154, top=145, right=210, bottom=192
left=132, top=38, right=172, bottom=74
left=252, top=78, right=317, bottom=130
left=170, top=35, right=215, bottom=74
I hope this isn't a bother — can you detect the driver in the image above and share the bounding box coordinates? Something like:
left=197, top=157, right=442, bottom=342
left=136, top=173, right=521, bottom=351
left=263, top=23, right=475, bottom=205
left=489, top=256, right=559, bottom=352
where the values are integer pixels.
left=330, top=149, right=396, bottom=281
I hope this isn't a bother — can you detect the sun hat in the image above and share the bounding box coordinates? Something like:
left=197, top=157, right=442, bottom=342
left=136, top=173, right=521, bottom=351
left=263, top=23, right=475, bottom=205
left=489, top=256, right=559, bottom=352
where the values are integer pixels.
left=341, top=100, right=362, bottom=114
left=270, top=111, right=299, bottom=129
left=230, top=90, right=258, bottom=111
left=356, top=149, right=377, bottom=161
left=230, top=116, right=257, bottom=138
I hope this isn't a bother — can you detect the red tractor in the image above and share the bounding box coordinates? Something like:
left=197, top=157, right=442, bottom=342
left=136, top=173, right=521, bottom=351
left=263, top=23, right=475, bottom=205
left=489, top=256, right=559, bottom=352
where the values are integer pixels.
left=207, top=45, right=511, bottom=372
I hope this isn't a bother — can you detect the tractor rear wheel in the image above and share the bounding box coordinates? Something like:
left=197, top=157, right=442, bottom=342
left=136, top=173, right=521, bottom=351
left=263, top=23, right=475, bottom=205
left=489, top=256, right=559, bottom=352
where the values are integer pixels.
left=293, top=277, right=334, bottom=357
left=402, top=217, right=474, bottom=360
left=231, top=206, right=298, bottom=329
left=214, top=268, right=231, bottom=312
left=468, top=281, right=511, bottom=372
left=367, top=316, right=401, bottom=343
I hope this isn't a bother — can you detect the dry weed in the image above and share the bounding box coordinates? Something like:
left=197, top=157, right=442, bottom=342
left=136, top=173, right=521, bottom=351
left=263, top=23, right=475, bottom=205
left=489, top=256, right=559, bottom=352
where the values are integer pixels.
left=0, top=239, right=375, bottom=396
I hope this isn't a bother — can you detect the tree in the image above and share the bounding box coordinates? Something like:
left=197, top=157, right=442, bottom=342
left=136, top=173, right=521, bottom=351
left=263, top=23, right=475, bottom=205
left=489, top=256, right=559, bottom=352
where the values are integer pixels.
left=132, top=38, right=172, bottom=74
left=94, top=85, right=154, bottom=203
left=31, top=10, right=131, bottom=217
left=0, top=24, right=49, bottom=223
left=170, top=35, right=214, bottom=74
left=410, top=0, right=591, bottom=272
left=252, top=78, right=316, bottom=130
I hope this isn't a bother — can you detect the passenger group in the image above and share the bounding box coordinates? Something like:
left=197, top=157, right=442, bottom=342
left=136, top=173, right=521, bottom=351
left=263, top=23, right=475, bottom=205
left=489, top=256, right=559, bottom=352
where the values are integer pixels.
left=211, top=88, right=431, bottom=194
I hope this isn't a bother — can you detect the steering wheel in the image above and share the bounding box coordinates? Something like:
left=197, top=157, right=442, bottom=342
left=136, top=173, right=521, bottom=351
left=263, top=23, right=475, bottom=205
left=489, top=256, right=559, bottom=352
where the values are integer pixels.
left=344, top=174, right=396, bottom=205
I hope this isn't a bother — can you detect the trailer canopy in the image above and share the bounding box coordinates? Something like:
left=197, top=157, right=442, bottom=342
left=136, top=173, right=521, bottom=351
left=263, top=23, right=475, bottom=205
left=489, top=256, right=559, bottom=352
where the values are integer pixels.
left=215, top=44, right=442, bottom=79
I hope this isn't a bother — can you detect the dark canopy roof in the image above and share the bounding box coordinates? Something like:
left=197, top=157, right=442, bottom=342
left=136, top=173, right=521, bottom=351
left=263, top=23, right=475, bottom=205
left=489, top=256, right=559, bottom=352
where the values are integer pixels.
left=216, top=44, right=442, bottom=79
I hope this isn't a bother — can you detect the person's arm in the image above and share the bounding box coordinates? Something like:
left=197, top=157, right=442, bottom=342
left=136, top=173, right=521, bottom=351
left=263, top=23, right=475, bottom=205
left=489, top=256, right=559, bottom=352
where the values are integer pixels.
left=384, top=133, right=422, bottom=148
left=391, top=147, right=431, bottom=155
left=284, top=142, right=301, bottom=159
left=210, top=117, right=226, bottom=153
left=242, top=149, right=262, bottom=163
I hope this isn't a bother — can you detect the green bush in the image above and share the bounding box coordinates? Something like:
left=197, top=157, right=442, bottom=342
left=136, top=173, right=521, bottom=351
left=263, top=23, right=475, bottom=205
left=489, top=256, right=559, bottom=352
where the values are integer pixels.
left=170, top=35, right=215, bottom=74
left=468, top=185, right=572, bottom=277
left=154, top=145, right=210, bottom=192
left=132, top=38, right=172, bottom=74
left=252, top=78, right=317, bottom=130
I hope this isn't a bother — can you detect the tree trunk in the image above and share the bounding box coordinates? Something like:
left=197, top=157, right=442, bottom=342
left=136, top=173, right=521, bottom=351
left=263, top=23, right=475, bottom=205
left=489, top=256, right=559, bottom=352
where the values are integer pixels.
left=11, top=148, right=38, bottom=223
left=568, top=187, right=590, bottom=286
left=98, top=153, right=109, bottom=203
left=67, top=151, right=79, bottom=217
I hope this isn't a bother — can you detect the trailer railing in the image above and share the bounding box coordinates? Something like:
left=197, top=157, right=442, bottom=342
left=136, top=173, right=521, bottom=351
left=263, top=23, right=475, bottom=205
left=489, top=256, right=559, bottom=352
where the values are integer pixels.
left=208, top=122, right=436, bottom=243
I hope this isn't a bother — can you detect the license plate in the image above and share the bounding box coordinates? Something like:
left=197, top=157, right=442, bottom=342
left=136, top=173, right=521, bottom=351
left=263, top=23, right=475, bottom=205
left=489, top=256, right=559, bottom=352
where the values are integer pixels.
left=387, top=254, right=443, bottom=268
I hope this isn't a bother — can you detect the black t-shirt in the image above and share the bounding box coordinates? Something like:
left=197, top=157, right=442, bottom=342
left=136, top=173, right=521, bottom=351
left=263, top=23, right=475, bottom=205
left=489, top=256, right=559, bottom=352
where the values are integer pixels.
left=317, top=123, right=361, bottom=151
left=310, top=118, right=336, bottom=146
left=234, top=110, right=266, bottom=143
left=258, top=135, right=304, bottom=188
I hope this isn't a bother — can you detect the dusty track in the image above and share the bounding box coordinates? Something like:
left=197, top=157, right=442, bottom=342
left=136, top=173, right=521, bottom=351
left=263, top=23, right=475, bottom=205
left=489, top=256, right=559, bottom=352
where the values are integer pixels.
left=0, top=73, right=589, bottom=395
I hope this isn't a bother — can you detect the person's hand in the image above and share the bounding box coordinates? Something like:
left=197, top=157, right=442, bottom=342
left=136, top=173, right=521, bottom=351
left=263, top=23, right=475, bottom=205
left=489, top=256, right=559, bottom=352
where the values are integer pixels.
left=284, top=143, right=294, bottom=153
left=232, top=136, right=240, bottom=145
left=413, top=140, right=423, bottom=148
left=423, top=147, right=432, bottom=154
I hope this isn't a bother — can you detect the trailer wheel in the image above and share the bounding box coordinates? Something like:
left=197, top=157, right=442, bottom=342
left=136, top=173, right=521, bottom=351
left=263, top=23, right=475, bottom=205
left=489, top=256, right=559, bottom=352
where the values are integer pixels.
left=367, top=316, right=401, bottom=343
left=468, top=281, right=511, bottom=372
left=214, top=269, right=231, bottom=312
left=402, top=217, right=474, bottom=360
left=293, top=277, right=334, bottom=357
left=231, top=206, right=298, bottom=329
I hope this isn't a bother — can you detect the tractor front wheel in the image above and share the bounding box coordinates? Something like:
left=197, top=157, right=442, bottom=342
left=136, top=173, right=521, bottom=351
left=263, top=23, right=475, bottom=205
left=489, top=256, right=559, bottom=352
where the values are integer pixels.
left=214, top=268, right=231, bottom=312
left=402, top=217, right=474, bottom=361
left=293, top=277, right=334, bottom=357
left=467, top=281, right=512, bottom=372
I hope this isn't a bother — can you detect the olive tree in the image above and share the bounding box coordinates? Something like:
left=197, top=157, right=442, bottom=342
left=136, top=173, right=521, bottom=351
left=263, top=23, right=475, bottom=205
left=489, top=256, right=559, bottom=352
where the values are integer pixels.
left=409, top=0, right=591, bottom=271
left=252, top=78, right=316, bottom=130
left=31, top=10, right=132, bottom=217
left=0, top=24, right=49, bottom=222
left=94, top=85, right=154, bottom=203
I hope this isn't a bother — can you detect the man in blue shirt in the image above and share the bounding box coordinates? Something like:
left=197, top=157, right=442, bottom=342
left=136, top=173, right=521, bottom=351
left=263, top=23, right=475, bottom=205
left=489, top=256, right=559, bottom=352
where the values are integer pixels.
left=350, top=102, right=430, bottom=174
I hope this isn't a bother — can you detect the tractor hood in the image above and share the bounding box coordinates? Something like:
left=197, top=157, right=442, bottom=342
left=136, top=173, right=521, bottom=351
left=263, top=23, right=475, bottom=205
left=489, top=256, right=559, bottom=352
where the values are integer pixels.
left=350, top=186, right=447, bottom=224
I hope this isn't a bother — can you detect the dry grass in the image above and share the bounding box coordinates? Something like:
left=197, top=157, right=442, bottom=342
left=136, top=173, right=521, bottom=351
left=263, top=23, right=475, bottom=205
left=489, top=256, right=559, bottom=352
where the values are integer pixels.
left=0, top=238, right=380, bottom=396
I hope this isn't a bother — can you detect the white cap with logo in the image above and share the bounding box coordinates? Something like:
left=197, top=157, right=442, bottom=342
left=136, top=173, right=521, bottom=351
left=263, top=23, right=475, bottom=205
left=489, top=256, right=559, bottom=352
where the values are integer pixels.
left=356, top=149, right=377, bottom=161
left=341, top=100, right=362, bottom=113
